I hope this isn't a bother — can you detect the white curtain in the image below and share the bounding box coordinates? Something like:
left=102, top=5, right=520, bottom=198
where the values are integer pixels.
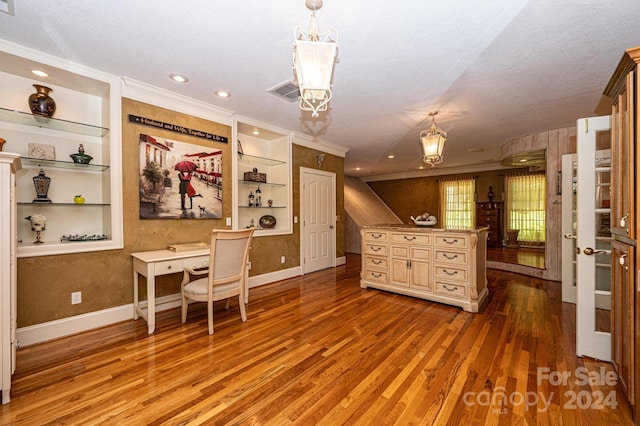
left=439, top=177, right=475, bottom=229
left=505, top=172, right=546, bottom=242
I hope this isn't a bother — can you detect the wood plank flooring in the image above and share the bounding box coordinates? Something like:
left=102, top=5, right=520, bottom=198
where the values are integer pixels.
left=1, top=254, right=633, bottom=425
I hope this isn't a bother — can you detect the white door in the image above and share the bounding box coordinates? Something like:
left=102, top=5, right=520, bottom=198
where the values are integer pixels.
left=575, top=115, right=612, bottom=361
left=561, top=153, right=577, bottom=304
left=301, top=168, right=335, bottom=274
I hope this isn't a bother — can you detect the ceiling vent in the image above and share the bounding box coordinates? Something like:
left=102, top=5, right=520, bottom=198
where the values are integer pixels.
left=268, top=81, right=300, bottom=103
left=0, top=0, right=14, bottom=15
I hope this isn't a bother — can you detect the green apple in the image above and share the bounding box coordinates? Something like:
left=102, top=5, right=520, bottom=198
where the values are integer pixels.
left=74, top=195, right=85, bottom=204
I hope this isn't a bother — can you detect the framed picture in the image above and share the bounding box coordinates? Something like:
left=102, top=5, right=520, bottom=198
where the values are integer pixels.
left=138, top=133, right=223, bottom=219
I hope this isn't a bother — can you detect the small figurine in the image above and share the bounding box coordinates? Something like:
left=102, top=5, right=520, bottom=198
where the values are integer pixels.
left=255, top=186, right=262, bottom=207
left=248, top=191, right=255, bottom=207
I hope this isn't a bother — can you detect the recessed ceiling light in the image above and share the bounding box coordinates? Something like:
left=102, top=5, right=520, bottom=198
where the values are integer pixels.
left=387, top=155, right=395, bottom=159
left=252, top=129, right=260, bottom=135
left=169, top=74, right=189, bottom=83
left=31, top=69, right=48, bottom=77
left=356, top=167, right=361, bottom=171
left=215, top=90, right=230, bottom=98
left=419, top=166, right=424, bottom=170
left=520, top=159, right=528, bottom=163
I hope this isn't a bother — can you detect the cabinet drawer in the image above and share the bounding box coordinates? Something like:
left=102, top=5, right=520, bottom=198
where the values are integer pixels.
left=433, top=265, right=468, bottom=282
left=434, top=249, right=468, bottom=265
left=364, top=230, right=388, bottom=242
left=183, top=255, right=209, bottom=269
left=435, top=281, right=467, bottom=299
left=390, top=232, right=430, bottom=245
left=364, top=255, right=388, bottom=270
left=364, top=244, right=388, bottom=256
left=434, top=234, right=468, bottom=248
left=154, top=259, right=184, bottom=275
left=363, top=269, right=388, bottom=284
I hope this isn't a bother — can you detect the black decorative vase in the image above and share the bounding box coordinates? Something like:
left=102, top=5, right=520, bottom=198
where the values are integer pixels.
left=28, top=84, right=56, bottom=118
left=32, top=168, right=52, bottom=203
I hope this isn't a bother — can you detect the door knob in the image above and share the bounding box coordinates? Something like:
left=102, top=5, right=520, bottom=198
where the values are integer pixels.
left=329, top=225, right=334, bottom=229
left=583, top=247, right=606, bottom=255
left=564, top=234, right=576, bottom=240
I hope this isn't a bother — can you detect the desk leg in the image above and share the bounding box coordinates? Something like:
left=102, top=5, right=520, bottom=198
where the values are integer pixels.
left=244, top=268, right=249, bottom=304
left=133, top=269, right=139, bottom=320
left=147, top=272, right=156, bottom=334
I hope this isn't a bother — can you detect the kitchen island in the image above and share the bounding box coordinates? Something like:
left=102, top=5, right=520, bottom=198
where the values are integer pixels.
left=360, top=224, right=488, bottom=312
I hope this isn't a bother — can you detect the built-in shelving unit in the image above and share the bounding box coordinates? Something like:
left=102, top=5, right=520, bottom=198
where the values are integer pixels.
left=232, top=117, right=292, bottom=236
left=0, top=44, right=122, bottom=257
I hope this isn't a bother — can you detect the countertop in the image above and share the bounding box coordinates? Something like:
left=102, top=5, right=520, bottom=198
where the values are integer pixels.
left=362, top=224, right=489, bottom=233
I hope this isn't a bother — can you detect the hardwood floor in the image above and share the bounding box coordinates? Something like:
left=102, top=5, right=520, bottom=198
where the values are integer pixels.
left=487, top=246, right=546, bottom=269
left=1, top=254, right=632, bottom=425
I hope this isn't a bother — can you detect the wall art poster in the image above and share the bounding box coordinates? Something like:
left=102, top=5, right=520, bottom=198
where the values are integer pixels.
left=138, top=133, right=222, bottom=219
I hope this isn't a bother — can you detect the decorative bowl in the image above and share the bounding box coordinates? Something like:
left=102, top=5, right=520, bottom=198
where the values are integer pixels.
left=410, top=216, right=437, bottom=227
left=259, top=215, right=277, bottom=229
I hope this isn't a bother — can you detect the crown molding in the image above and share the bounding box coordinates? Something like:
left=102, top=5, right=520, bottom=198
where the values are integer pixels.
left=292, top=132, right=349, bottom=158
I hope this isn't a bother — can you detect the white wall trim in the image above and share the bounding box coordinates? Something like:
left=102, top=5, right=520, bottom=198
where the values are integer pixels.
left=247, top=266, right=302, bottom=289
left=121, top=77, right=234, bottom=125
left=336, top=256, right=346, bottom=266
left=292, top=133, right=349, bottom=158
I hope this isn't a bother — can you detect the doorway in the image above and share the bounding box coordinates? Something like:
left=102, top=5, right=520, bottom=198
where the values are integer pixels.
left=300, top=167, right=336, bottom=274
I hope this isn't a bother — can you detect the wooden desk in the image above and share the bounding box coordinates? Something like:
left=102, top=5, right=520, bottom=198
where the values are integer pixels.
left=131, top=249, right=210, bottom=334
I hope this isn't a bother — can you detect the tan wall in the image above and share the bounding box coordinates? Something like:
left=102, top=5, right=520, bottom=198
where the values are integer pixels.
left=366, top=169, right=518, bottom=225
left=16, top=99, right=346, bottom=328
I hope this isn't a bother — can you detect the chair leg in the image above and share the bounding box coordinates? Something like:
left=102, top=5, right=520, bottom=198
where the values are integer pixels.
left=207, top=301, right=214, bottom=335
left=239, top=294, right=247, bottom=322
left=181, top=293, right=188, bottom=323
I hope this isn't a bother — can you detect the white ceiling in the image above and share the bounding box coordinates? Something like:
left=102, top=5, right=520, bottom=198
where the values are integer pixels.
left=0, top=1, right=638, bottom=180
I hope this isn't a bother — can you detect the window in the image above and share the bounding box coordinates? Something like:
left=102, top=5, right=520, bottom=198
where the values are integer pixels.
left=439, top=177, right=475, bottom=229
left=505, top=172, right=546, bottom=243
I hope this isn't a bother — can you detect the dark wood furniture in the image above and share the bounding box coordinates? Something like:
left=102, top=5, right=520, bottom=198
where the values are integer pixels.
left=476, top=201, right=502, bottom=247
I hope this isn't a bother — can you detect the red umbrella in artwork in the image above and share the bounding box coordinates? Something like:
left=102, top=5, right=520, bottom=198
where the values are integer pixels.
left=174, top=160, right=197, bottom=173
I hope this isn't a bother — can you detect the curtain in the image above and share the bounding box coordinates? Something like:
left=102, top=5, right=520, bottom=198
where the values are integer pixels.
left=439, top=177, right=475, bottom=229
left=505, top=172, right=546, bottom=242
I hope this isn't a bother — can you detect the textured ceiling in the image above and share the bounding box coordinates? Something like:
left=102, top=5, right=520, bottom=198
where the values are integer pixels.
left=0, top=1, right=638, bottom=180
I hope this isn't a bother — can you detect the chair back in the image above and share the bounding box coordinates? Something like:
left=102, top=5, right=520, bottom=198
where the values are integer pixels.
left=208, top=229, right=254, bottom=284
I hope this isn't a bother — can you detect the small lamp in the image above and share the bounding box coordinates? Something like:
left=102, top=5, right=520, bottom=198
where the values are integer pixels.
left=420, top=112, right=447, bottom=167
left=293, top=0, right=338, bottom=117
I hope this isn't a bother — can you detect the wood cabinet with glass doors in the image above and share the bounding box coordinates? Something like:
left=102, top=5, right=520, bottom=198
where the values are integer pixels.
left=232, top=118, right=291, bottom=236
left=604, top=45, right=640, bottom=413
left=0, top=45, right=122, bottom=258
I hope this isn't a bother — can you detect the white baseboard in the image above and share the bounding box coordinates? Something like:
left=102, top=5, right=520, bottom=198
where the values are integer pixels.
left=336, top=256, right=346, bottom=266
left=16, top=265, right=327, bottom=347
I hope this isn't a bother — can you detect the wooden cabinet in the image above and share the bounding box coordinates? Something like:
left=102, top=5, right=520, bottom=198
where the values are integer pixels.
left=360, top=225, right=488, bottom=312
left=604, top=46, right=640, bottom=413
left=232, top=117, right=292, bottom=236
left=0, top=153, right=20, bottom=404
left=476, top=201, right=502, bottom=247
left=0, top=45, right=122, bottom=258
left=389, top=231, right=431, bottom=289
left=611, top=240, right=635, bottom=405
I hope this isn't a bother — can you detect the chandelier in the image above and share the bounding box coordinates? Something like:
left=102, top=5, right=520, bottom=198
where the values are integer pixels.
left=420, top=112, right=447, bottom=167
left=293, top=0, right=338, bottom=117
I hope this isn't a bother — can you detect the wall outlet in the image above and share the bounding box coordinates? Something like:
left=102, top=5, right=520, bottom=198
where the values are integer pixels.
left=247, top=261, right=251, bottom=270
left=281, top=256, right=286, bottom=264
left=71, top=291, right=82, bottom=305
left=226, top=217, right=231, bottom=226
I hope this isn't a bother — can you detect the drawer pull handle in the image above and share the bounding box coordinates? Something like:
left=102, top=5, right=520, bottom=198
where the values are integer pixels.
left=371, top=246, right=381, bottom=252
left=404, top=236, right=416, bottom=241
left=443, top=253, right=458, bottom=260
left=443, top=238, right=458, bottom=244
left=443, top=269, right=458, bottom=276
left=372, top=234, right=382, bottom=239
left=372, top=259, right=382, bottom=265
left=371, top=272, right=382, bottom=278
left=442, top=284, right=457, bottom=292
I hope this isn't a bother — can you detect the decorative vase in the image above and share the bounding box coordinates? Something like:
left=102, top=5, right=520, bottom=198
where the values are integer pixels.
left=32, top=168, right=52, bottom=203
left=487, top=186, right=495, bottom=203
left=69, top=144, right=93, bottom=164
left=259, top=215, right=277, bottom=229
left=28, top=84, right=56, bottom=118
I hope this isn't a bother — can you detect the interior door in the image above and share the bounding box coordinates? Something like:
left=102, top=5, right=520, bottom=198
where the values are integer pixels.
left=576, top=115, right=612, bottom=361
left=301, top=168, right=335, bottom=274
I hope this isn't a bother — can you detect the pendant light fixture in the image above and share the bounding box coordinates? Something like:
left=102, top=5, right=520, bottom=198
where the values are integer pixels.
left=420, top=112, right=447, bottom=167
left=293, top=0, right=338, bottom=117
